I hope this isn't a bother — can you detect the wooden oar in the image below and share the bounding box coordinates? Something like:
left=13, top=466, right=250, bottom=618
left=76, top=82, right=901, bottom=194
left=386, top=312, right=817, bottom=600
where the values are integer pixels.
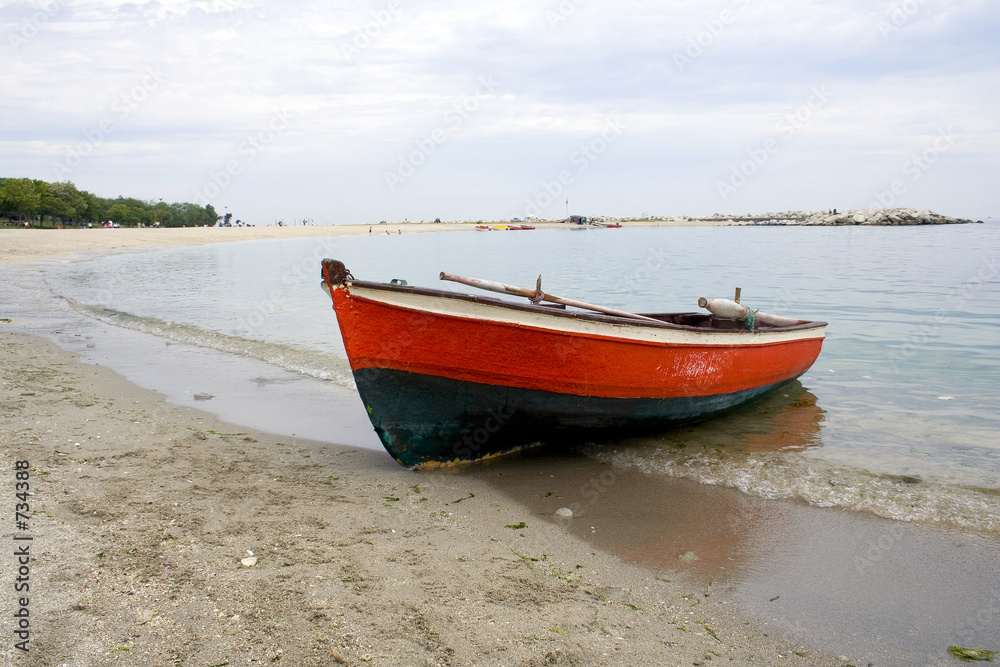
left=439, top=271, right=662, bottom=323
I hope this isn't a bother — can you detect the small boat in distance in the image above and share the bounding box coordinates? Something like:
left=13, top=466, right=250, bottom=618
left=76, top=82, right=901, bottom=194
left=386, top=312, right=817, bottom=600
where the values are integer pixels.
left=320, top=259, right=826, bottom=468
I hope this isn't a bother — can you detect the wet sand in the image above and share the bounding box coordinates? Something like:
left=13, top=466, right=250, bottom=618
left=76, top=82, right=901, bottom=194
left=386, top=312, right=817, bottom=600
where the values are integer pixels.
left=0, top=331, right=848, bottom=666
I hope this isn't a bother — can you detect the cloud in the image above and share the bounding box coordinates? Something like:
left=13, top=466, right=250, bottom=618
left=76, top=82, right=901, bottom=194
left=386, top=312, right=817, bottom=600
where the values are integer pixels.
left=1, top=0, right=997, bottom=222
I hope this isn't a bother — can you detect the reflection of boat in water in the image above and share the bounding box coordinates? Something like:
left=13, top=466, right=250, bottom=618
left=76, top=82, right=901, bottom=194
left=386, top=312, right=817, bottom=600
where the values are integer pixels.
left=319, top=259, right=826, bottom=468
left=608, top=381, right=825, bottom=568
left=739, top=381, right=824, bottom=452
left=606, top=379, right=824, bottom=455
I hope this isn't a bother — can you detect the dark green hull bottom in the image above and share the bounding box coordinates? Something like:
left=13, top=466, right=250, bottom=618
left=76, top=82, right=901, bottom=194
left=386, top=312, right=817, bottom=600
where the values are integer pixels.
left=352, top=367, right=796, bottom=468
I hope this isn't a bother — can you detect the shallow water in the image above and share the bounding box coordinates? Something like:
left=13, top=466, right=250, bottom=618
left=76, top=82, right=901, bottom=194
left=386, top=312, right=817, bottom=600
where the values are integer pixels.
left=4, top=222, right=999, bottom=534
left=461, top=449, right=1000, bottom=666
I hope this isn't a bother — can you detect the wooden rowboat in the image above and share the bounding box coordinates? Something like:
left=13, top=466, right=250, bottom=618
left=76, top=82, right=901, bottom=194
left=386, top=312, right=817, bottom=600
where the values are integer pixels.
left=320, top=259, right=826, bottom=468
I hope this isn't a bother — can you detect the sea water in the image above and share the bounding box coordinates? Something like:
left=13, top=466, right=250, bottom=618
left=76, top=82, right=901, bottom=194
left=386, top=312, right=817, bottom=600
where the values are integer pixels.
left=4, top=223, right=999, bottom=535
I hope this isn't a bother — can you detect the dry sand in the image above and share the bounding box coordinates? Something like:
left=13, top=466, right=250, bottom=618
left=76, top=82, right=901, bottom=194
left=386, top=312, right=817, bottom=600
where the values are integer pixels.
left=0, top=219, right=716, bottom=267
left=0, top=224, right=469, bottom=266
left=0, top=224, right=852, bottom=666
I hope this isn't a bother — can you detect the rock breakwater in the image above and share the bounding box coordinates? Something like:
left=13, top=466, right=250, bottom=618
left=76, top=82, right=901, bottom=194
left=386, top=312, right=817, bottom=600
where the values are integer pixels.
left=682, top=208, right=978, bottom=226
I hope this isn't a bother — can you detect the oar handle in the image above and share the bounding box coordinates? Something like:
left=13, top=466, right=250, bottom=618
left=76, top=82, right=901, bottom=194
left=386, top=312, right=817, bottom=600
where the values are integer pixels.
left=439, top=272, right=535, bottom=299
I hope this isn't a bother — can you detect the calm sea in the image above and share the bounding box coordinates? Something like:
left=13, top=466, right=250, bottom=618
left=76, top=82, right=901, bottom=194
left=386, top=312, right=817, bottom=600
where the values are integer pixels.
left=5, top=223, right=999, bottom=534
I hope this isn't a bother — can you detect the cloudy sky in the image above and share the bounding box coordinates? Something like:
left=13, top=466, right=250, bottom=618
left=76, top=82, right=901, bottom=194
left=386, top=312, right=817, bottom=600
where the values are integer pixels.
left=2, top=0, right=997, bottom=224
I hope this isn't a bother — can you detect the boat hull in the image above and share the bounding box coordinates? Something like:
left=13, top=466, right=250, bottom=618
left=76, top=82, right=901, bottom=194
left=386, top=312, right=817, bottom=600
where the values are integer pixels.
left=354, top=367, right=798, bottom=467
left=322, top=264, right=826, bottom=468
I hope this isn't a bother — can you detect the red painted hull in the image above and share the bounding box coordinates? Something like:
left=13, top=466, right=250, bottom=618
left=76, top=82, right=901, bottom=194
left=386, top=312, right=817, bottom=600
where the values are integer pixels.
left=333, top=289, right=822, bottom=400
left=320, top=259, right=826, bottom=467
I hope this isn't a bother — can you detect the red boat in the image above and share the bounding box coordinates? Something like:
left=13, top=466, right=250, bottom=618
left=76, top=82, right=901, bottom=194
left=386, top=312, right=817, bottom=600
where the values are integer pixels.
left=320, top=259, right=826, bottom=468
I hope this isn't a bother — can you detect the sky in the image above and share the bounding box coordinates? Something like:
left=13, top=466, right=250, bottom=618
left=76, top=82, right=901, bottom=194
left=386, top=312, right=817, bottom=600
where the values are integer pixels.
left=2, top=0, right=998, bottom=225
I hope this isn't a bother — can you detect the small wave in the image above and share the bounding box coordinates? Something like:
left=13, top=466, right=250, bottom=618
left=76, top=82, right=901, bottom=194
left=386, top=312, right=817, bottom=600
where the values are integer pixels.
left=65, top=299, right=357, bottom=390
left=590, top=444, right=1000, bottom=536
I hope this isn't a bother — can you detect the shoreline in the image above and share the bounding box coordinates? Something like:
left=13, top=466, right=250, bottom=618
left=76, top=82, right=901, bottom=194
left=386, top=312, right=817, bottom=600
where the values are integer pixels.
left=0, top=206, right=980, bottom=266
left=0, top=330, right=849, bottom=666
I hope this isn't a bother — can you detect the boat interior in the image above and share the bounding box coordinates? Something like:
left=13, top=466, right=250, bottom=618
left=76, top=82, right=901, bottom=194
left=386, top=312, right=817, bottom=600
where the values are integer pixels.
left=338, top=276, right=823, bottom=332
left=643, top=313, right=810, bottom=330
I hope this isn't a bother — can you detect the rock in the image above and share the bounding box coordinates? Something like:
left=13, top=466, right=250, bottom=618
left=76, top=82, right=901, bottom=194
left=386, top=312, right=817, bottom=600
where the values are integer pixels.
left=241, top=556, right=258, bottom=567
left=194, top=393, right=213, bottom=401
left=690, top=208, right=972, bottom=227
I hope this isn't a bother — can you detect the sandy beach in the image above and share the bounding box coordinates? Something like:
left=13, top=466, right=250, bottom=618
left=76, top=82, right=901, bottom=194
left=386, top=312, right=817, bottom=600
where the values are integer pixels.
left=0, top=219, right=720, bottom=266
left=0, top=330, right=852, bottom=666
left=0, top=224, right=463, bottom=266
left=2, top=224, right=997, bottom=666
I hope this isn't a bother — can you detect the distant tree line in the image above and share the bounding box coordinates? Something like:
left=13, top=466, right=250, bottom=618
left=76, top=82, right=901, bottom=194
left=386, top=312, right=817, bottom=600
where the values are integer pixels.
left=0, top=178, right=219, bottom=228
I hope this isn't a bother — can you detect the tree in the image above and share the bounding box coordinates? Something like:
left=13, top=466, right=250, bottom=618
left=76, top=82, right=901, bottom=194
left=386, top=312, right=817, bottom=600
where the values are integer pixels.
left=81, top=192, right=103, bottom=222
left=159, top=202, right=210, bottom=227
left=1, top=177, right=222, bottom=228
left=151, top=201, right=170, bottom=226
left=40, top=181, right=88, bottom=223
left=107, top=202, right=133, bottom=225
left=0, top=178, right=43, bottom=222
